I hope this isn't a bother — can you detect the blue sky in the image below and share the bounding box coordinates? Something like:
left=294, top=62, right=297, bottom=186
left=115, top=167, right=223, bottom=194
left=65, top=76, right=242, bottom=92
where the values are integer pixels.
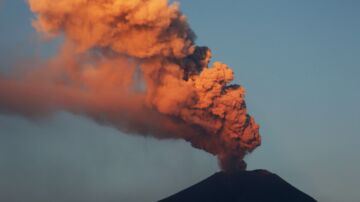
left=1, top=1, right=359, bottom=201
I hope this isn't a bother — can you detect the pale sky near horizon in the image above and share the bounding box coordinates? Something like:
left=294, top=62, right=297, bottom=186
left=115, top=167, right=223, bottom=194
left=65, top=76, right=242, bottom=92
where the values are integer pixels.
left=1, top=1, right=359, bottom=201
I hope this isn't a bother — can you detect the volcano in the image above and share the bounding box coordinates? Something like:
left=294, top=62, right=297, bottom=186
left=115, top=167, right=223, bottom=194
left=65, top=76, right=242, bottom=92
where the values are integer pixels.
left=159, top=170, right=316, bottom=202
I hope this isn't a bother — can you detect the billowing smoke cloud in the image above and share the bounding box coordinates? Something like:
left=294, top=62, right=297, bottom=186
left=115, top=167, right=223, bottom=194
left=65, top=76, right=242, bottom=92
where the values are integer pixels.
left=0, top=0, right=260, bottom=171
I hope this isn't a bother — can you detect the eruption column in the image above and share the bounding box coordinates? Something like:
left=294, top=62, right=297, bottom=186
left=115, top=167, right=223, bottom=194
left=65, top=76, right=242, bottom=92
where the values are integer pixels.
left=0, top=0, right=261, bottom=171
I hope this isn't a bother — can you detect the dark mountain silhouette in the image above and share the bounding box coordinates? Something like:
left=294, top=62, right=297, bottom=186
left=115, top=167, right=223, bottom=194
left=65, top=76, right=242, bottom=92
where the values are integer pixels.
left=159, top=170, right=316, bottom=202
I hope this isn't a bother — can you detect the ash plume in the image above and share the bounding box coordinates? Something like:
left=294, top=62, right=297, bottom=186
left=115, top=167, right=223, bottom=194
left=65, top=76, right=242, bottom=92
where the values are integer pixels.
left=0, top=0, right=261, bottom=171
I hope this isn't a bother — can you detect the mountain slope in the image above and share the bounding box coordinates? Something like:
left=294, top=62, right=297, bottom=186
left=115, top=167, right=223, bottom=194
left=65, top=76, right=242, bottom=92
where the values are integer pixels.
left=159, top=170, right=316, bottom=202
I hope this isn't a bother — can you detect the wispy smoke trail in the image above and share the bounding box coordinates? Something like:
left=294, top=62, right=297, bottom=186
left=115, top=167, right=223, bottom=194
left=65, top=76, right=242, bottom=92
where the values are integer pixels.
left=0, top=0, right=260, bottom=171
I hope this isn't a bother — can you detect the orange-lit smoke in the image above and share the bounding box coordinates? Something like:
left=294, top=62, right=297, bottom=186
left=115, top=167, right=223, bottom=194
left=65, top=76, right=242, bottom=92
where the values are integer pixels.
left=0, top=0, right=260, bottom=171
